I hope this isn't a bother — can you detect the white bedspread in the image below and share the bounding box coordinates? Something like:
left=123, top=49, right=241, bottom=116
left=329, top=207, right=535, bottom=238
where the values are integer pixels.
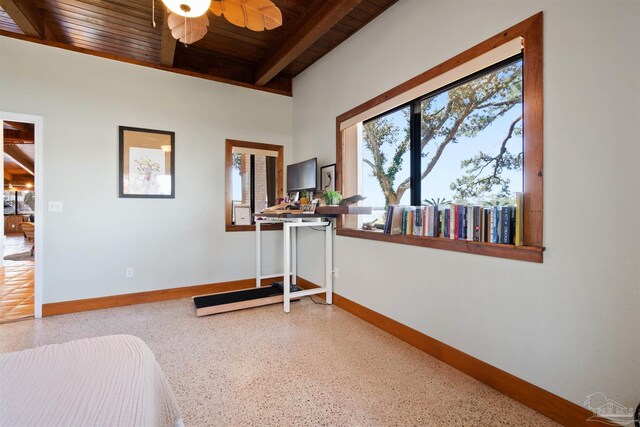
left=0, top=334, right=183, bottom=427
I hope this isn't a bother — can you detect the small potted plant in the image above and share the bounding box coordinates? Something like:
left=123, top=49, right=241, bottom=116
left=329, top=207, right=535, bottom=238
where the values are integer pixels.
left=323, top=190, right=343, bottom=206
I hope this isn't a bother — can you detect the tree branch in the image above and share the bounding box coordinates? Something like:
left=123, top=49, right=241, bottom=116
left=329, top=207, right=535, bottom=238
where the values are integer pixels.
left=476, top=97, right=522, bottom=110
left=421, top=105, right=472, bottom=180
left=491, top=115, right=522, bottom=178
left=363, top=158, right=376, bottom=170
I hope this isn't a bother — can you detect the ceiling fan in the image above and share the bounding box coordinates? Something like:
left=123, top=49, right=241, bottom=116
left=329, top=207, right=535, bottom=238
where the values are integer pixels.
left=156, top=0, right=283, bottom=45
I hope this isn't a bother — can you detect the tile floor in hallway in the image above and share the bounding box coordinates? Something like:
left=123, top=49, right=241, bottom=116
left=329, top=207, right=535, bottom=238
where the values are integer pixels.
left=0, top=234, right=34, bottom=323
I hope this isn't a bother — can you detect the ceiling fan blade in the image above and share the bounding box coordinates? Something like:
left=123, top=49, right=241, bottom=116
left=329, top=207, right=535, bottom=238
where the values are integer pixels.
left=168, top=13, right=210, bottom=44
left=209, top=0, right=282, bottom=32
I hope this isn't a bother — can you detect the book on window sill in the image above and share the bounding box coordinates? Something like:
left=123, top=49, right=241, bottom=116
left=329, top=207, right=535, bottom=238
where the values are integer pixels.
left=380, top=195, right=524, bottom=246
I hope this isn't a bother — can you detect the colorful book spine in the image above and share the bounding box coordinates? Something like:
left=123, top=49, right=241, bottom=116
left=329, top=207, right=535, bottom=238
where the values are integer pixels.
left=501, top=206, right=513, bottom=244
left=444, top=208, right=450, bottom=238
left=485, top=208, right=491, bottom=242
left=424, top=206, right=428, bottom=237
left=450, top=205, right=457, bottom=240
left=510, top=206, right=516, bottom=245
left=414, top=206, right=422, bottom=236
left=390, top=206, right=402, bottom=235
left=381, top=201, right=521, bottom=246
left=383, top=205, right=393, bottom=234
left=423, top=206, right=427, bottom=236
left=466, top=206, right=473, bottom=241
left=496, top=207, right=502, bottom=242
left=493, top=208, right=498, bottom=243
left=460, top=205, right=465, bottom=240
left=425, top=206, right=431, bottom=237
left=405, top=209, right=409, bottom=235
left=472, top=206, right=479, bottom=242
left=515, top=192, right=523, bottom=246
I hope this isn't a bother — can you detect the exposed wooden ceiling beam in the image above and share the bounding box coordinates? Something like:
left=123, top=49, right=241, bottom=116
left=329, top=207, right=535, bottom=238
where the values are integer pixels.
left=254, top=0, right=364, bottom=86
left=0, top=0, right=46, bottom=39
left=4, top=121, right=32, bottom=132
left=4, top=146, right=34, bottom=175
left=3, top=129, right=34, bottom=144
left=160, top=7, right=176, bottom=67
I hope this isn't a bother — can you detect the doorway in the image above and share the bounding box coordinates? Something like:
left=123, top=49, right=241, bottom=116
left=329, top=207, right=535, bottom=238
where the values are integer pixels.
left=0, top=113, right=43, bottom=321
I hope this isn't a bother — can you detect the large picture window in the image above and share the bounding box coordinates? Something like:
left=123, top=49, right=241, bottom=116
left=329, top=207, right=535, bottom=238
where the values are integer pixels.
left=362, top=56, right=523, bottom=220
left=336, top=13, right=543, bottom=262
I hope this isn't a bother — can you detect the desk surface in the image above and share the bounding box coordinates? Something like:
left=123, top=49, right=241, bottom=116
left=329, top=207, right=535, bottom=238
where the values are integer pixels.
left=255, top=213, right=337, bottom=219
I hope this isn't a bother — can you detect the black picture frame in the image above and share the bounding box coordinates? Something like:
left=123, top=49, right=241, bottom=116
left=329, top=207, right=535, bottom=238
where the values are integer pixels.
left=320, top=163, right=336, bottom=192
left=119, top=126, right=175, bottom=198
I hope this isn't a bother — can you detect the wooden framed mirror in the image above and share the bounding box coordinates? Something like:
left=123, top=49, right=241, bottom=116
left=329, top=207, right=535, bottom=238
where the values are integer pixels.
left=225, top=139, right=283, bottom=231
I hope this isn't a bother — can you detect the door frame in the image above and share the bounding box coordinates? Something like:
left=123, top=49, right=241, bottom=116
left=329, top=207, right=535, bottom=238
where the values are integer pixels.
left=1, top=112, right=44, bottom=318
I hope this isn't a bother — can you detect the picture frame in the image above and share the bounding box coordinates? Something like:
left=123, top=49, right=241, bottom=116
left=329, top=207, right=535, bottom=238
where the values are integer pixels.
left=320, top=164, right=336, bottom=192
left=119, top=126, right=175, bottom=198
left=234, top=205, right=252, bottom=225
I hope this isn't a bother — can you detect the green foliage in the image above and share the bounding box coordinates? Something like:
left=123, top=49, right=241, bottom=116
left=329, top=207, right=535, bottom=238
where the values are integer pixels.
left=480, top=196, right=515, bottom=206
left=424, top=197, right=452, bottom=206
left=362, top=60, right=523, bottom=206
left=450, top=149, right=522, bottom=200
left=323, top=190, right=343, bottom=205
left=232, top=152, right=241, bottom=171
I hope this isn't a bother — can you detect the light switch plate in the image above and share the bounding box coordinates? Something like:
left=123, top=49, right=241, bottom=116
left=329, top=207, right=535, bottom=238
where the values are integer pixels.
left=48, top=201, right=63, bottom=212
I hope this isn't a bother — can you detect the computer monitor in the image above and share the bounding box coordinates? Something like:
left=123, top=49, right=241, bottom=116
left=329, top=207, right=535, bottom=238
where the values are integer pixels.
left=286, top=157, right=317, bottom=192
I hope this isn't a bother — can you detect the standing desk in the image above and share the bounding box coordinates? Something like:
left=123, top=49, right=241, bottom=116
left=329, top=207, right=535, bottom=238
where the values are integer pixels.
left=255, top=213, right=335, bottom=313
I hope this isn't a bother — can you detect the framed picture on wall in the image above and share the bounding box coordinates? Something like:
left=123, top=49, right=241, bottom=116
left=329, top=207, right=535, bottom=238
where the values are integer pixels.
left=234, top=205, right=252, bottom=225
left=320, top=164, right=336, bottom=192
left=119, top=126, right=175, bottom=198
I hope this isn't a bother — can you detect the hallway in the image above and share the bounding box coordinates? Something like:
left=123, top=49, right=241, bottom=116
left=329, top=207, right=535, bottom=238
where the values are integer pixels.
left=0, top=234, right=34, bottom=323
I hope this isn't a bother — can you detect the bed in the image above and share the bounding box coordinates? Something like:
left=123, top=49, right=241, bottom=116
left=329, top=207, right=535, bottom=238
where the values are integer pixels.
left=0, top=334, right=183, bottom=427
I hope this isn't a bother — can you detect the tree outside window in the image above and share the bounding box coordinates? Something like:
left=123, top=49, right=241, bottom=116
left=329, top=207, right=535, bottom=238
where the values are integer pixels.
left=362, top=58, right=523, bottom=219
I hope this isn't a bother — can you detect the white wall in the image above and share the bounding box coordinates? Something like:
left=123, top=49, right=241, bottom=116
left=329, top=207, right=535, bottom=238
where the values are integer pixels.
left=0, top=37, right=292, bottom=303
left=293, top=0, right=640, bottom=411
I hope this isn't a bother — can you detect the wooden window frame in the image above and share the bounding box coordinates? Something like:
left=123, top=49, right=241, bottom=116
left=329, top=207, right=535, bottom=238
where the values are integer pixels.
left=335, top=13, right=544, bottom=263
left=225, top=139, right=284, bottom=232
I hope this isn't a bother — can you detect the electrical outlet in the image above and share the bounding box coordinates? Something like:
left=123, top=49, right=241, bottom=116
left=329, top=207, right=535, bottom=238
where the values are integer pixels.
left=333, top=267, right=339, bottom=279
left=126, top=267, right=134, bottom=278
left=48, top=201, right=63, bottom=212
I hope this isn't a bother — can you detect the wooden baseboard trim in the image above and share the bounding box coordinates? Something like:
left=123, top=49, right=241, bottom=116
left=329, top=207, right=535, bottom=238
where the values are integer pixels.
left=296, top=278, right=594, bottom=426
left=42, top=277, right=283, bottom=317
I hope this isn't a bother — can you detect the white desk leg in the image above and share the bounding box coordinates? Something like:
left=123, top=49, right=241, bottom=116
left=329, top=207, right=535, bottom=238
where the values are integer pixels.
left=256, top=220, right=261, bottom=288
left=283, top=223, right=291, bottom=313
left=291, top=226, right=297, bottom=286
left=325, top=220, right=333, bottom=304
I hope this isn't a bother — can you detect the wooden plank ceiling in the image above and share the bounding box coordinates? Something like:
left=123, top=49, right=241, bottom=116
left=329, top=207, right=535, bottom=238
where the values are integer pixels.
left=0, top=0, right=398, bottom=95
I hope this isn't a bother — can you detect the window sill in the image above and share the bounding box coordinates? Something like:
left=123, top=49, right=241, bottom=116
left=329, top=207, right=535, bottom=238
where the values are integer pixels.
left=226, top=223, right=283, bottom=232
left=336, top=228, right=543, bottom=263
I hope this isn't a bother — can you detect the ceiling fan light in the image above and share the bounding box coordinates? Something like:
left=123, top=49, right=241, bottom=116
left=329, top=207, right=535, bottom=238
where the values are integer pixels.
left=162, top=0, right=211, bottom=18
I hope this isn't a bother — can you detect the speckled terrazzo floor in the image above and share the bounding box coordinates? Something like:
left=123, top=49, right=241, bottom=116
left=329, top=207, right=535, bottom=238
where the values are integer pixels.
left=0, top=297, right=557, bottom=426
